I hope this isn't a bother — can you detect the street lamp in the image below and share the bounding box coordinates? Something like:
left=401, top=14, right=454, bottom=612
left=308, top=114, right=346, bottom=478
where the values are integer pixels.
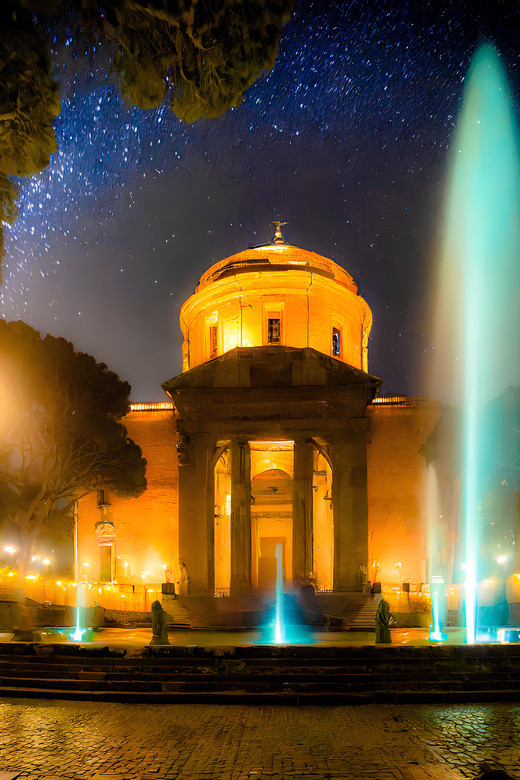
left=42, top=557, right=51, bottom=602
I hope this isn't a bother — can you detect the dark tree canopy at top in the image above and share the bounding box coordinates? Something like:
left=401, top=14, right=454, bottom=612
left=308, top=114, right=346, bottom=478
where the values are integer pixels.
left=0, top=0, right=296, bottom=273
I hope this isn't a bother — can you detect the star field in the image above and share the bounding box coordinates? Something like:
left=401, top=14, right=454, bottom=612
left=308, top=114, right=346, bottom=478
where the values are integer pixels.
left=1, top=0, right=520, bottom=399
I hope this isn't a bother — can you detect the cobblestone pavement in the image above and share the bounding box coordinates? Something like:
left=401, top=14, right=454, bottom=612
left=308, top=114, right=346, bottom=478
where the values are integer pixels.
left=0, top=699, right=518, bottom=780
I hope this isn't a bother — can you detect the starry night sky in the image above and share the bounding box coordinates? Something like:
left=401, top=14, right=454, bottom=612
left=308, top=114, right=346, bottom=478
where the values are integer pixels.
left=1, top=0, right=520, bottom=400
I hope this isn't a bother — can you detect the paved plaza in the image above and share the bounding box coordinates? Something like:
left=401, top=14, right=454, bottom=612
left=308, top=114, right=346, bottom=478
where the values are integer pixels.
left=0, top=698, right=518, bottom=780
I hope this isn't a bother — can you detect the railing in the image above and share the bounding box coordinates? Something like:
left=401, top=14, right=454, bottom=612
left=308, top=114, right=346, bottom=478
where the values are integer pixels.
left=129, top=402, right=174, bottom=412
left=10, top=576, right=163, bottom=613
left=371, top=396, right=410, bottom=405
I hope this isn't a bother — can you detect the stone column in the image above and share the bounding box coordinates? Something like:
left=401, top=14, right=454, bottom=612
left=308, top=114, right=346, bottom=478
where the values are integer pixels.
left=331, top=423, right=369, bottom=592
left=293, top=437, right=314, bottom=580
left=230, top=438, right=251, bottom=595
left=177, top=432, right=215, bottom=594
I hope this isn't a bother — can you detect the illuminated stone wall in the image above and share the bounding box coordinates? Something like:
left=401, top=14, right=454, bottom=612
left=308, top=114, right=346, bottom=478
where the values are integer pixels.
left=164, top=346, right=380, bottom=596
left=76, top=234, right=446, bottom=601
left=77, top=407, right=179, bottom=584
left=367, top=398, right=442, bottom=589
left=180, top=242, right=372, bottom=373
left=76, top=396, right=443, bottom=595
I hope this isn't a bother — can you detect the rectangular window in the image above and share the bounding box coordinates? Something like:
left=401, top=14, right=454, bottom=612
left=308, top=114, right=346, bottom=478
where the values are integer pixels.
left=209, top=325, right=218, bottom=359
left=332, top=327, right=341, bottom=356
left=268, top=318, right=281, bottom=345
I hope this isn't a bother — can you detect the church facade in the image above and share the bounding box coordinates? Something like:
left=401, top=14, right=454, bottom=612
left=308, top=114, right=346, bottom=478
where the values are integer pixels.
left=77, top=227, right=443, bottom=611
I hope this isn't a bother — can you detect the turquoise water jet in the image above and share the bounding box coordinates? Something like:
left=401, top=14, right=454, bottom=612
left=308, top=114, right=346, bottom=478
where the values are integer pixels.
left=70, top=583, right=86, bottom=642
left=274, top=542, right=285, bottom=643
left=432, top=44, right=520, bottom=643
left=70, top=503, right=86, bottom=642
left=256, top=542, right=314, bottom=645
left=426, top=465, right=448, bottom=642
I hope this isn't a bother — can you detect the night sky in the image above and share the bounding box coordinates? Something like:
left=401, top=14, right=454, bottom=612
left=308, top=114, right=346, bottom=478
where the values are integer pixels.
left=1, top=0, right=520, bottom=401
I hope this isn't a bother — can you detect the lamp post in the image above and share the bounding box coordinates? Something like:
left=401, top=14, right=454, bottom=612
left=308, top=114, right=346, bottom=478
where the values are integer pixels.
left=42, top=558, right=50, bottom=602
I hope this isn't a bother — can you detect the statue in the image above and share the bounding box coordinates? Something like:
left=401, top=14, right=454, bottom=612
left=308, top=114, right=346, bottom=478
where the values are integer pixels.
left=178, top=561, right=190, bottom=595
left=375, top=598, right=392, bottom=644
left=149, top=600, right=170, bottom=646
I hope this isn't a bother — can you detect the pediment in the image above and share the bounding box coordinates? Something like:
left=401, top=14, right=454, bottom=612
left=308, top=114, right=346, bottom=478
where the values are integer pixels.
left=163, top=346, right=381, bottom=393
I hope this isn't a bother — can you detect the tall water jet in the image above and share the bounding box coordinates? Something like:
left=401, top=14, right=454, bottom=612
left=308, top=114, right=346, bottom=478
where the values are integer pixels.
left=256, top=542, right=313, bottom=645
left=274, top=542, right=285, bottom=644
left=425, top=465, right=448, bottom=641
left=70, top=502, right=86, bottom=642
left=431, top=44, right=520, bottom=643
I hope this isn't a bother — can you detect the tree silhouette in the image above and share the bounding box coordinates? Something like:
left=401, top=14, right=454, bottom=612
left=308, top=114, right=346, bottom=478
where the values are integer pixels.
left=0, top=319, right=147, bottom=573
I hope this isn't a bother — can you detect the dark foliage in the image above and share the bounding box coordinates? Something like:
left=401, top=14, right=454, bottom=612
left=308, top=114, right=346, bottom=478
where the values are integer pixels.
left=0, top=0, right=296, bottom=274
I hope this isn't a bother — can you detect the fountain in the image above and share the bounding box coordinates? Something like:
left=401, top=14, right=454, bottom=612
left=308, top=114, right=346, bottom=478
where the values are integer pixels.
left=274, top=543, right=285, bottom=643
left=70, top=583, right=86, bottom=642
left=425, top=465, right=448, bottom=642
left=432, top=43, right=520, bottom=643
left=256, top=542, right=314, bottom=645
left=70, top=502, right=87, bottom=642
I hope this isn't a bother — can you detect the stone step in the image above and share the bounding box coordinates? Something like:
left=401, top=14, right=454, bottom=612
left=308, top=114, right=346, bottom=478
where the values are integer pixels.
left=2, top=644, right=520, bottom=704
left=2, top=669, right=520, bottom=696
left=0, top=685, right=519, bottom=706
left=348, top=594, right=383, bottom=631
left=3, top=666, right=520, bottom=685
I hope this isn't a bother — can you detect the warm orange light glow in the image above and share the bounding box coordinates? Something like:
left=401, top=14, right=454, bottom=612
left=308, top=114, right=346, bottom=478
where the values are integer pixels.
left=180, top=241, right=372, bottom=372
left=250, top=440, right=295, bottom=450
left=130, top=402, right=174, bottom=411
left=371, top=396, right=410, bottom=405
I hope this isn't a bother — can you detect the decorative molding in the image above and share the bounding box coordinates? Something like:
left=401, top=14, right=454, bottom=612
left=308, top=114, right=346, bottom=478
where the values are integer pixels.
left=95, top=522, right=116, bottom=539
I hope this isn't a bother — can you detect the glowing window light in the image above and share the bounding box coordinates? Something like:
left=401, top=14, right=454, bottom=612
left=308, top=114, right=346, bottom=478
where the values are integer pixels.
left=371, top=396, right=410, bottom=405
left=129, top=402, right=174, bottom=411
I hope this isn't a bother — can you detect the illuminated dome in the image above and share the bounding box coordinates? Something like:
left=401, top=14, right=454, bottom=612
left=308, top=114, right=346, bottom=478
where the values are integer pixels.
left=180, top=224, right=373, bottom=373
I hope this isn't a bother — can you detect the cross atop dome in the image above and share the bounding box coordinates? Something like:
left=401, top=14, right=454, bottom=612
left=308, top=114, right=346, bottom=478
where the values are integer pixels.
left=272, top=220, right=288, bottom=245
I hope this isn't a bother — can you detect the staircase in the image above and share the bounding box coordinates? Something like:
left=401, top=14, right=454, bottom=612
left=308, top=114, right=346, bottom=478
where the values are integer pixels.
left=348, top=594, right=382, bottom=631
left=161, top=598, right=197, bottom=629
left=1, top=643, right=520, bottom=704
